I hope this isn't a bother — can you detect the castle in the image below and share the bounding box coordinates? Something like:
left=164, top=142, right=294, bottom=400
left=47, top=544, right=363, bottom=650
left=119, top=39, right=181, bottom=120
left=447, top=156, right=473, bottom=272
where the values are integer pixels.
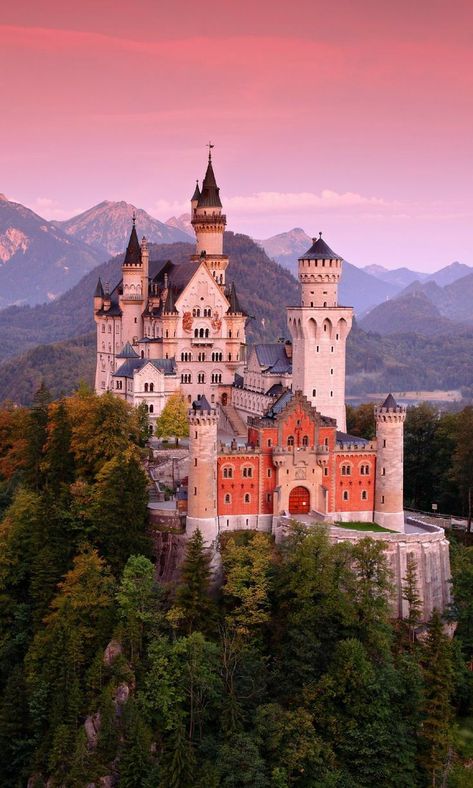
left=94, top=151, right=452, bottom=620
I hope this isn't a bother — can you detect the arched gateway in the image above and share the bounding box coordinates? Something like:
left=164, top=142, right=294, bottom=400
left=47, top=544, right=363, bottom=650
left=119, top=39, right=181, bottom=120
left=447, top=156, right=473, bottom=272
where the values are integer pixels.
left=288, top=486, right=310, bottom=515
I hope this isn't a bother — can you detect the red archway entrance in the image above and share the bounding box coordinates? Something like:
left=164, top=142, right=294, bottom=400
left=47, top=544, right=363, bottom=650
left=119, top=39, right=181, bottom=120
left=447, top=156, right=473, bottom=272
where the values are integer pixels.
left=289, top=486, right=310, bottom=515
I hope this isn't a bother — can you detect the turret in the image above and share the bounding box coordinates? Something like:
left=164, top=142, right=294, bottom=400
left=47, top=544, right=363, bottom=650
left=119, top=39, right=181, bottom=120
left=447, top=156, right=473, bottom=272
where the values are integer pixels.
left=187, top=396, right=218, bottom=545
left=191, top=147, right=228, bottom=285
left=374, top=394, right=406, bottom=532
left=94, top=277, right=104, bottom=312
left=287, top=233, right=353, bottom=431
left=120, top=215, right=145, bottom=346
left=191, top=180, right=200, bottom=216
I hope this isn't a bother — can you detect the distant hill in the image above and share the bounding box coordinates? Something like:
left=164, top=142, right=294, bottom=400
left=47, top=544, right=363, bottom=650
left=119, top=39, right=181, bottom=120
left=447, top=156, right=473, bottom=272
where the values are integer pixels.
left=54, top=201, right=191, bottom=257
left=0, top=233, right=299, bottom=364
left=0, top=195, right=103, bottom=308
left=256, top=227, right=312, bottom=275
left=425, top=260, right=473, bottom=287
left=363, top=264, right=426, bottom=290
left=359, top=290, right=462, bottom=336
left=166, top=213, right=193, bottom=237
left=363, top=270, right=473, bottom=335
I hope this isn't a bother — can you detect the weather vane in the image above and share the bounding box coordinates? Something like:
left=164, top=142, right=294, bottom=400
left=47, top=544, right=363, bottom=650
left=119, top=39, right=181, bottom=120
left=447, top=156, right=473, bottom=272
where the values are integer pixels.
left=206, top=141, right=214, bottom=160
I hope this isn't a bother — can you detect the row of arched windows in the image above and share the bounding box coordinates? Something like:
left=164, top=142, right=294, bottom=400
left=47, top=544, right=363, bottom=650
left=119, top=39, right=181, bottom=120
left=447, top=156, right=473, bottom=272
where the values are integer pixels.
left=341, top=462, right=371, bottom=476
left=287, top=435, right=309, bottom=447
left=192, top=307, right=212, bottom=317
left=194, top=328, right=210, bottom=338
left=212, top=351, right=223, bottom=362
left=144, top=382, right=154, bottom=392
left=211, top=373, right=222, bottom=384
left=222, top=465, right=254, bottom=479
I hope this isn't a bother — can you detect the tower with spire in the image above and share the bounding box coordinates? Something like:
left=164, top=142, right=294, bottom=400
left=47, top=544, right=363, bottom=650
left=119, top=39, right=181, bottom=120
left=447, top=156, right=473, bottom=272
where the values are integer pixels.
left=287, top=234, right=353, bottom=431
left=191, top=145, right=228, bottom=286
left=374, top=393, right=407, bottom=531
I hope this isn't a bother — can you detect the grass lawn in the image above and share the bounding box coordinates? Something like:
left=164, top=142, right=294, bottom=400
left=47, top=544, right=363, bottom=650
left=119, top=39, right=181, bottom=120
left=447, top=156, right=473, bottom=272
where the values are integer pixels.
left=334, top=521, right=393, bottom=533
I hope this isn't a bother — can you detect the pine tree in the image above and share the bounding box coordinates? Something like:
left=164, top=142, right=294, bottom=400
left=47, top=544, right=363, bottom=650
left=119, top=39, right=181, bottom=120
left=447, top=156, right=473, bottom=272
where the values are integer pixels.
left=402, top=553, right=422, bottom=646
left=418, top=609, right=454, bottom=786
left=155, top=392, right=189, bottom=445
left=171, top=529, right=215, bottom=635
left=41, top=399, right=75, bottom=494
left=24, top=383, right=51, bottom=491
left=117, top=555, right=161, bottom=662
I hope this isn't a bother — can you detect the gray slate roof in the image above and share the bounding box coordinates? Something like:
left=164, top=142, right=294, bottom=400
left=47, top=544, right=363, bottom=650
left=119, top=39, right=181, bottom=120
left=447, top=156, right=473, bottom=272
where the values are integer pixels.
left=113, top=358, right=176, bottom=379
left=336, top=431, right=370, bottom=446
left=300, top=234, right=341, bottom=261
left=116, top=342, right=139, bottom=359
left=254, top=343, right=292, bottom=374
left=381, top=393, right=398, bottom=409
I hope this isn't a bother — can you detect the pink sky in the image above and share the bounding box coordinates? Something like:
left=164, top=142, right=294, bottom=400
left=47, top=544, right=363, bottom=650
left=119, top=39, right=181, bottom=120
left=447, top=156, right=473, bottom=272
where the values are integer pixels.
left=1, top=0, right=472, bottom=270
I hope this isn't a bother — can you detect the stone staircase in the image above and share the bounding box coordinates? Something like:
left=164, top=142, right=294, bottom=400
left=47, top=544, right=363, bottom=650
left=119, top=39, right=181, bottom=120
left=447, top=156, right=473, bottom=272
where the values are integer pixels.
left=219, top=403, right=248, bottom=438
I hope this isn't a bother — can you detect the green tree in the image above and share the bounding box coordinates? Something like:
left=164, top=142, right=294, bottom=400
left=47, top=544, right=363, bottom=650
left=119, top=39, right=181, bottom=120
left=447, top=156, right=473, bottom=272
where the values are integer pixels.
left=91, top=447, right=150, bottom=576
left=156, top=392, right=189, bottom=445
left=24, top=383, right=51, bottom=491
left=402, top=553, right=422, bottom=646
left=117, top=554, right=161, bottom=662
left=222, top=531, right=273, bottom=634
left=346, top=402, right=376, bottom=439
left=450, top=405, right=473, bottom=530
left=41, top=399, right=75, bottom=494
left=170, top=529, right=216, bottom=635
left=418, top=609, right=454, bottom=786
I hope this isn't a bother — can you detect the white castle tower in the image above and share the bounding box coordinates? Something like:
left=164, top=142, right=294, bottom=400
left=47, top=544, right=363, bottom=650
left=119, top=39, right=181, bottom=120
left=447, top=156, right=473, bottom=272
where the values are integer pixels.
left=191, top=148, right=228, bottom=287
left=186, top=396, right=219, bottom=544
left=120, top=216, right=149, bottom=346
left=374, top=394, right=407, bottom=532
left=287, top=234, right=353, bottom=431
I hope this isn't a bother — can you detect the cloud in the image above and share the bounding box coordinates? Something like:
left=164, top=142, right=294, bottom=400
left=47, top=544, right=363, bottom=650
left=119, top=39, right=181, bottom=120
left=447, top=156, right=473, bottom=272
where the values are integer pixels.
left=224, top=189, right=390, bottom=215
left=32, top=197, right=83, bottom=221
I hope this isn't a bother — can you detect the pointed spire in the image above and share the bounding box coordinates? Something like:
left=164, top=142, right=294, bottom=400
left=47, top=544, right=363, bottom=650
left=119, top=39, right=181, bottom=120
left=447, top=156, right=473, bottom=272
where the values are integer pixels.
left=123, top=216, right=142, bottom=265
left=191, top=180, right=201, bottom=202
left=381, top=393, right=399, bottom=410
left=164, top=285, right=177, bottom=313
left=197, top=152, right=222, bottom=208
left=94, top=276, right=104, bottom=298
left=228, top=281, right=242, bottom=314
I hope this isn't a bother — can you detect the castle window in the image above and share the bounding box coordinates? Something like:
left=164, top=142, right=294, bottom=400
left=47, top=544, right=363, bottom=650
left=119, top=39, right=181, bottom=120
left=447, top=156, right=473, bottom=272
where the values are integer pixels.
left=331, top=346, right=334, bottom=352
left=324, top=467, right=328, bottom=476
left=244, top=493, right=251, bottom=504
left=324, top=437, right=329, bottom=447
left=198, top=373, right=205, bottom=384
left=101, top=325, right=105, bottom=333
left=224, top=493, right=232, bottom=504
left=287, top=435, right=294, bottom=447
left=330, top=368, right=333, bottom=375
left=316, top=346, right=319, bottom=352
left=194, top=487, right=197, bottom=496
left=194, top=458, right=197, bottom=466
left=360, top=464, right=370, bottom=476
left=330, top=391, right=333, bottom=397
left=242, top=466, right=253, bottom=478
left=343, top=490, right=349, bottom=501
left=267, top=468, right=272, bottom=478
left=267, top=439, right=272, bottom=447
left=223, top=466, right=233, bottom=479
left=144, top=383, right=149, bottom=392
left=141, top=351, right=144, bottom=359
left=383, top=439, right=387, bottom=448
left=302, top=435, right=309, bottom=447
left=188, top=395, right=192, bottom=403
left=134, top=317, right=137, bottom=324
left=149, top=383, right=154, bottom=392
left=267, top=493, right=272, bottom=503
left=361, top=490, right=368, bottom=501
left=205, top=329, right=209, bottom=338
left=108, top=325, right=112, bottom=333
left=324, top=324, right=327, bottom=332
left=341, top=464, right=351, bottom=476
left=382, top=468, right=386, bottom=476
left=381, top=495, right=385, bottom=504
left=313, top=389, right=316, bottom=397
left=149, top=404, right=154, bottom=413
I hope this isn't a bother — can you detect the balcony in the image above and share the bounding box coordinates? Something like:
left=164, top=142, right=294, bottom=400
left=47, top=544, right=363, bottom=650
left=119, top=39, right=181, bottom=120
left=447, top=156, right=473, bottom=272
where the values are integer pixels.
left=191, top=337, right=214, bottom=346
left=191, top=213, right=227, bottom=225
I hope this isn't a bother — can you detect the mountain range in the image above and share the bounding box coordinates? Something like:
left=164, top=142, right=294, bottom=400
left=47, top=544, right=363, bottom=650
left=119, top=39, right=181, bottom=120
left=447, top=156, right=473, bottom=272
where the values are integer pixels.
left=54, top=201, right=192, bottom=257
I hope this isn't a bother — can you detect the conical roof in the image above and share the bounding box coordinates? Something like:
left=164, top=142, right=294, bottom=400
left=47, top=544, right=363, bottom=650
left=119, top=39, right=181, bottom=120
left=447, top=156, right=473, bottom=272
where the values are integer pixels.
left=164, top=286, right=177, bottom=313
left=94, top=277, right=104, bottom=298
left=300, top=233, right=341, bottom=261
left=381, top=393, right=399, bottom=409
left=197, top=156, right=222, bottom=208
left=191, top=180, right=201, bottom=201
left=228, top=281, right=243, bottom=314
left=117, top=342, right=139, bottom=359
left=123, top=220, right=142, bottom=265
left=193, top=395, right=212, bottom=412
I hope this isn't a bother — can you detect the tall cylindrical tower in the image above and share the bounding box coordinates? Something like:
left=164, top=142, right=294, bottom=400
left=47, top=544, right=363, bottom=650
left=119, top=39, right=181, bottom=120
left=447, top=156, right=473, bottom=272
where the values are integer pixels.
left=191, top=151, right=228, bottom=285
left=287, top=233, right=352, bottom=431
left=187, top=396, right=219, bottom=544
left=374, top=394, right=407, bottom=532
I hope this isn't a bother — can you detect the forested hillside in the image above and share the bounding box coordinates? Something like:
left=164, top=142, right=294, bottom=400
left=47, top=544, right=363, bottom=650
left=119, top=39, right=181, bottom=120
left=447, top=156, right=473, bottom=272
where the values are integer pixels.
left=0, top=392, right=473, bottom=785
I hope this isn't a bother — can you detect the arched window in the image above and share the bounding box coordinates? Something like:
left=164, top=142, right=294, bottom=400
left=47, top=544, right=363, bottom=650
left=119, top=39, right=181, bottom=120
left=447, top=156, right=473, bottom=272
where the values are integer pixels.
left=361, top=490, right=368, bottom=501
left=194, top=328, right=198, bottom=338
left=302, top=435, right=309, bottom=447
left=244, top=493, right=251, bottom=504
left=149, top=404, right=154, bottom=413
left=198, top=373, right=205, bottom=384
left=341, top=464, right=351, bottom=476
left=343, top=490, right=349, bottom=501
left=287, top=435, right=294, bottom=447
left=149, top=382, right=154, bottom=393
left=144, top=383, right=149, bottom=392
left=205, top=328, right=209, bottom=338
left=242, top=466, right=253, bottom=478
left=360, top=464, right=370, bottom=476
left=224, top=493, right=231, bottom=504
left=223, top=466, right=233, bottom=479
